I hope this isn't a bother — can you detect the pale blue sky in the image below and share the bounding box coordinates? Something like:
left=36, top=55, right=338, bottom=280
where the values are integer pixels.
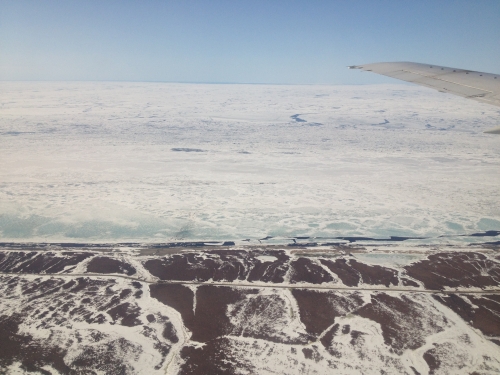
left=1, top=0, right=499, bottom=84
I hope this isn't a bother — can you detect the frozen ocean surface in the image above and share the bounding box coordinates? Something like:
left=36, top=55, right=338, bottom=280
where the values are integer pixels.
left=0, top=82, right=499, bottom=243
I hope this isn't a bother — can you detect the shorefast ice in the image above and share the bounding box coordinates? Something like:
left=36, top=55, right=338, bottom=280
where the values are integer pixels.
left=0, top=82, right=499, bottom=243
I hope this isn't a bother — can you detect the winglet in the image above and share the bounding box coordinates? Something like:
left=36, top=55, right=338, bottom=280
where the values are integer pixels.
left=484, top=126, right=500, bottom=134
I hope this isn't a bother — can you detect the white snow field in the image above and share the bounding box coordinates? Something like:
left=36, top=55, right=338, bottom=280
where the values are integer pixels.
left=0, top=82, right=499, bottom=243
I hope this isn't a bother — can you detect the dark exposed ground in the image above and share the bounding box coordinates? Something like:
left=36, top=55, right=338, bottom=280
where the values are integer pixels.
left=291, top=289, right=364, bottom=336
left=87, top=256, right=137, bottom=275
left=0, top=315, right=72, bottom=374
left=405, top=252, right=500, bottom=290
left=433, top=294, right=500, bottom=338
left=0, top=244, right=499, bottom=374
left=355, top=293, right=448, bottom=355
left=0, top=275, right=175, bottom=374
left=0, top=251, right=93, bottom=274
left=144, top=250, right=289, bottom=283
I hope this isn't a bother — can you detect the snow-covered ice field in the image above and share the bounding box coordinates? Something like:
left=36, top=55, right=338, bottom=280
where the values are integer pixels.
left=1, top=82, right=499, bottom=242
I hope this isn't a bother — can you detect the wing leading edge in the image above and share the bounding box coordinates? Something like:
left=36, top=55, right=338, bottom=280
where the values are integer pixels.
left=349, top=62, right=500, bottom=134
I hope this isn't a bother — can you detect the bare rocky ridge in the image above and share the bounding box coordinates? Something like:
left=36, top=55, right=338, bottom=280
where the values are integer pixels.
left=0, top=245, right=499, bottom=374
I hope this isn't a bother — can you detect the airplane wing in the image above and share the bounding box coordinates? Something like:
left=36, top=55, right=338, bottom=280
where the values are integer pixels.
left=349, top=62, right=500, bottom=134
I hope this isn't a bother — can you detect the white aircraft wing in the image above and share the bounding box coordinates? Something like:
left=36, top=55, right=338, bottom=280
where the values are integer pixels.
left=349, top=62, right=500, bottom=134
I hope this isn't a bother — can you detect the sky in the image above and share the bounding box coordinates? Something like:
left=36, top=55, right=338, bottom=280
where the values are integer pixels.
left=0, top=0, right=499, bottom=84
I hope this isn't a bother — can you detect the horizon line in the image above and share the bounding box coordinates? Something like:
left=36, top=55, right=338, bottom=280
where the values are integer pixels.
left=0, top=79, right=409, bottom=86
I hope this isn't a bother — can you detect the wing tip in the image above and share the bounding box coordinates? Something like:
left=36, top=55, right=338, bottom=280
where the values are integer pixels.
left=484, top=126, right=500, bottom=135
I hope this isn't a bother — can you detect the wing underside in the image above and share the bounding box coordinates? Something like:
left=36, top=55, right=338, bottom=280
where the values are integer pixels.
left=349, top=62, right=500, bottom=133
left=349, top=62, right=500, bottom=106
